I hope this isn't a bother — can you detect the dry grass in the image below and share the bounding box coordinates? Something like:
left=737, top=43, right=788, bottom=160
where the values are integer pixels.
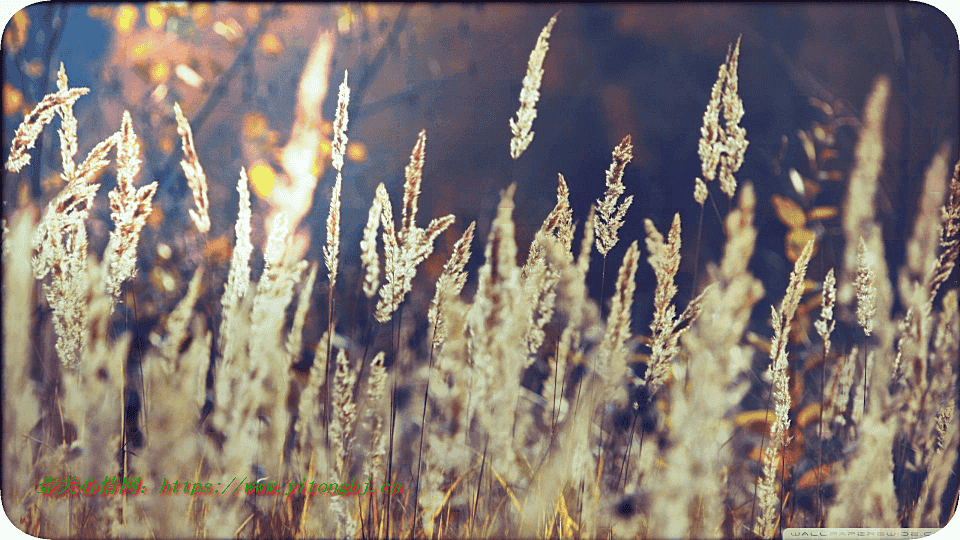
left=2, top=17, right=958, bottom=540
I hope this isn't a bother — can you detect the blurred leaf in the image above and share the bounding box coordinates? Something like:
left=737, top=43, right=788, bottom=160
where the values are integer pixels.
left=213, top=19, right=242, bottom=42
left=25, top=59, right=43, bottom=78
left=3, top=10, right=30, bottom=53
left=735, top=410, right=772, bottom=434
left=146, top=4, right=166, bottom=29
left=786, top=227, right=816, bottom=262
left=246, top=5, right=260, bottom=24
left=149, top=61, right=169, bottom=83
left=175, top=64, right=204, bottom=88
left=789, top=168, right=805, bottom=196
left=347, top=141, right=367, bottom=163
left=772, top=194, right=806, bottom=229
left=3, top=85, right=23, bottom=116
left=794, top=462, right=838, bottom=491
left=204, top=235, right=232, bottom=264
left=192, top=3, right=210, bottom=26
left=795, top=403, right=821, bottom=429
left=807, top=206, right=838, bottom=221
left=243, top=112, right=269, bottom=139
left=790, top=370, right=804, bottom=403
left=115, top=4, right=138, bottom=34
left=260, top=33, right=283, bottom=56
left=250, top=162, right=276, bottom=198
left=132, top=39, right=153, bottom=60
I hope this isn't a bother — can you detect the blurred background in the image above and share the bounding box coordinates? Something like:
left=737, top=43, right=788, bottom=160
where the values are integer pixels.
left=3, top=3, right=958, bottom=330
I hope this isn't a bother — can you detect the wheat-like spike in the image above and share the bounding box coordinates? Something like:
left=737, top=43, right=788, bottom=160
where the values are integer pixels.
left=756, top=238, right=813, bottom=538
left=330, top=348, right=358, bottom=477
left=694, top=177, right=708, bottom=206
left=161, top=266, right=205, bottom=362
left=644, top=214, right=685, bottom=396
left=815, top=268, right=837, bottom=357
left=331, top=70, right=350, bottom=172
left=361, top=195, right=382, bottom=298
left=323, top=172, right=342, bottom=289
left=429, top=221, right=476, bottom=349
left=598, top=240, right=640, bottom=387
left=295, top=331, right=330, bottom=442
left=509, top=12, right=558, bottom=160
left=103, top=111, right=158, bottom=299
left=856, top=237, right=877, bottom=336
left=928, top=161, right=960, bottom=302
left=698, top=35, right=747, bottom=199
left=287, top=262, right=318, bottom=359
left=174, top=102, right=211, bottom=234
left=403, top=130, right=427, bottom=233
left=594, top=135, right=634, bottom=256
left=222, top=169, right=254, bottom=316
left=375, top=148, right=455, bottom=324
left=74, top=132, right=120, bottom=185
left=55, top=63, right=79, bottom=180
left=544, top=174, right=575, bottom=251
left=363, top=351, right=388, bottom=483
left=265, top=212, right=290, bottom=270
left=6, top=79, right=88, bottom=173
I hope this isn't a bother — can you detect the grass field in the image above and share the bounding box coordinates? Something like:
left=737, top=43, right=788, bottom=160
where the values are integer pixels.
left=2, top=5, right=958, bottom=539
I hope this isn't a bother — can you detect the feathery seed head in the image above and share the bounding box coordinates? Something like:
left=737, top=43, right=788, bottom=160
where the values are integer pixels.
left=6, top=66, right=88, bottom=173
left=595, top=134, right=635, bottom=256
left=361, top=196, right=382, bottom=298
left=174, top=102, right=211, bottom=233
left=324, top=172, right=343, bottom=289
left=855, top=237, right=877, bottom=336
left=332, top=70, right=350, bottom=172
left=403, top=130, right=427, bottom=233
left=698, top=35, right=747, bottom=199
left=509, top=13, right=558, bottom=160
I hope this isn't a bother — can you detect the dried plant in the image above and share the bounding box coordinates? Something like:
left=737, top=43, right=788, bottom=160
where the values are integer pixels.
left=4, top=25, right=958, bottom=540
left=509, top=13, right=558, bottom=160
left=102, top=111, right=158, bottom=300
left=855, top=237, right=877, bottom=336
left=755, top=239, right=814, bottom=538
left=5, top=64, right=88, bottom=173
left=174, top=102, right=211, bottom=234
left=375, top=131, right=455, bottom=323
left=594, top=134, right=634, bottom=257
left=361, top=195, right=383, bottom=298
left=697, top=35, right=747, bottom=200
left=428, top=221, right=476, bottom=350
left=643, top=214, right=709, bottom=397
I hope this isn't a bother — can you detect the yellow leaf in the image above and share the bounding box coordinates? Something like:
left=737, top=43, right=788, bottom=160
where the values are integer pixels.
left=807, top=206, right=838, bottom=221
left=3, top=85, right=23, bottom=116
left=786, top=227, right=816, bottom=262
left=796, top=403, right=821, bottom=429
left=115, top=5, right=138, bottom=34
left=492, top=467, right=521, bottom=512
left=192, top=4, right=210, bottom=26
left=260, top=33, right=283, bottom=56
left=146, top=4, right=166, bottom=29
left=149, top=61, right=169, bottom=83
left=347, top=142, right=367, bottom=162
left=772, top=194, right=806, bottom=229
left=3, top=10, right=29, bottom=53
left=250, top=163, right=276, bottom=198
left=25, top=59, right=43, bottom=78
left=735, top=409, right=773, bottom=434
left=243, top=112, right=268, bottom=139
left=795, top=462, right=837, bottom=491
